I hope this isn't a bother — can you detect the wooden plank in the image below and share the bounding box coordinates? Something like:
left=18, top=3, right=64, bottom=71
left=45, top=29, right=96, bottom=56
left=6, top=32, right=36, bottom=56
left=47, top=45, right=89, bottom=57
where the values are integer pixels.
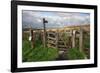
left=47, top=32, right=57, bottom=35
left=58, top=40, right=65, bottom=43
left=47, top=44, right=56, bottom=48
left=76, top=34, right=80, bottom=37
left=58, top=45, right=66, bottom=48
left=58, top=48, right=68, bottom=51
left=47, top=41, right=56, bottom=45
left=47, top=36, right=56, bottom=40
left=47, top=40, right=56, bottom=43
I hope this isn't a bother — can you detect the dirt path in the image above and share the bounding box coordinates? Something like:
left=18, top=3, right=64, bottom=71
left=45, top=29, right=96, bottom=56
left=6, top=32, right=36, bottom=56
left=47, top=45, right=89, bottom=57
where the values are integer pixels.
left=56, top=50, right=68, bottom=60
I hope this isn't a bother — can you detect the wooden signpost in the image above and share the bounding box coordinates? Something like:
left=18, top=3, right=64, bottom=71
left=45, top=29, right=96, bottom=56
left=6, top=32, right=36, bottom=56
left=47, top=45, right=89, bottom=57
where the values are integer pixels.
left=43, top=18, right=48, bottom=48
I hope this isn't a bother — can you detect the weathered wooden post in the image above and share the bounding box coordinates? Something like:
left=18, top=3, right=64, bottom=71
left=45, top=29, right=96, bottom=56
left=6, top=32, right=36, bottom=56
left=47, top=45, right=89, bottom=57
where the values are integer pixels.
left=79, top=26, right=87, bottom=59
left=43, top=18, right=48, bottom=48
left=72, top=30, right=76, bottom=48
left=79, top=26, right=83, bottom=52
left=56, top=29, right=59, bottom=48
left=29, top=28, right=34, bottom=48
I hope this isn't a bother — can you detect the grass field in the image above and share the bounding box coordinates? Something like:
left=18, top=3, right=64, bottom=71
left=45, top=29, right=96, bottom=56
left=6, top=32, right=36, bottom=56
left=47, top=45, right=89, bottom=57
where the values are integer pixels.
left=22, top=39, right=59, bottom=62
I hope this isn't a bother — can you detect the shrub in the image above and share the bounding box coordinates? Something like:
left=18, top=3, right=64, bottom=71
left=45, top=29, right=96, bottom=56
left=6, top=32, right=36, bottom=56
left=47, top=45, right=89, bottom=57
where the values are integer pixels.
left=67, top=48, right=86, bottom=60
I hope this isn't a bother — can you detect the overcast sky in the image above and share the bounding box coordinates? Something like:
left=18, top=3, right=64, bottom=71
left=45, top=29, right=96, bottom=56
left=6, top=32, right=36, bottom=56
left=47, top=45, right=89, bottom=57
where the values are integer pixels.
left=22, top=10, right=90, bottom=29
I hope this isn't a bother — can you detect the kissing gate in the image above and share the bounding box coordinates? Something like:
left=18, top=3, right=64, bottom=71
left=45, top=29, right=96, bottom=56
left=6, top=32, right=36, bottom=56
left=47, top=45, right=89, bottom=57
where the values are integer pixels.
left=26, top=18, right=90, bottom=59
left=46, top=27, right=84, bottom=52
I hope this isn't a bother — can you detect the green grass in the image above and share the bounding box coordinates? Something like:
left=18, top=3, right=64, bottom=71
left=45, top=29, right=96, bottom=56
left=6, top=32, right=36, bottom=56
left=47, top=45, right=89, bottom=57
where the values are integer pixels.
left=67, top=48, right=86, bottom=60
left=22, top=40, right=59, bottom=62
left=22, top=31, right=90, bottom=61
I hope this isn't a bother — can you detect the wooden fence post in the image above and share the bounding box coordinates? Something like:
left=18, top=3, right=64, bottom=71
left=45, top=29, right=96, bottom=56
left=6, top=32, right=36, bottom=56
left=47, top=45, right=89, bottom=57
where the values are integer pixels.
left=29, top=28, right=34, bottom=48
left=72, top=30, right=76, bottom=48
left=56, top=29, right=59, bottom=48
left=32, top=30, right=34, bottom=48
left=79, top=27, right=83, bottom=52
left=43, top=18, right=48, bottom=48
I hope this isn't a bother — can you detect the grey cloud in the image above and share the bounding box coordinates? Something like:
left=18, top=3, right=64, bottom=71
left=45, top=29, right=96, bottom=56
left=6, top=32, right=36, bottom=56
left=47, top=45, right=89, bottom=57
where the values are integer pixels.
left=22, top=10, right=90, bottom=29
